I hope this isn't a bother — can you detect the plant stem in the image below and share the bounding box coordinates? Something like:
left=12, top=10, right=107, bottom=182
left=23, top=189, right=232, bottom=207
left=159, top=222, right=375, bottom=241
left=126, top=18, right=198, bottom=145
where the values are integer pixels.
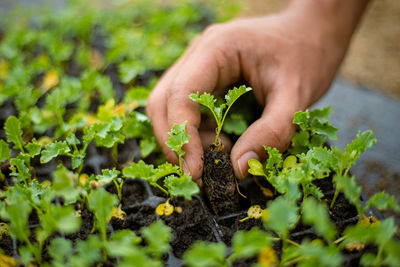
left=330, top=188, right=339, bottom=209
left=154, top=183, right=169, bottom=196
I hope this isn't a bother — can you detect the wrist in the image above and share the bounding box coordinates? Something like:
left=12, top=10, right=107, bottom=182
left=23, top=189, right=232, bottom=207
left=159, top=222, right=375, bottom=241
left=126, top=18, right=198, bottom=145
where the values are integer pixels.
left=282, top=0, right=369, bottom=49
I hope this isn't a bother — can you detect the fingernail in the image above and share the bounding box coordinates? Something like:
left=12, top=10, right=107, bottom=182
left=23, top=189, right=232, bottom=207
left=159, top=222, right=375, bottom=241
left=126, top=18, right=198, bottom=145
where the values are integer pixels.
left=182, top=158, right=191, bottom=176
left=237, top=151, right=260, bottom=178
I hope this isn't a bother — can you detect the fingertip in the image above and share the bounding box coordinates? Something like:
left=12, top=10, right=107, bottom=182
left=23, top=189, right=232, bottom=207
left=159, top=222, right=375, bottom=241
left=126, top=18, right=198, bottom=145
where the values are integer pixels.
left=233, top=151, right=260, bottom=179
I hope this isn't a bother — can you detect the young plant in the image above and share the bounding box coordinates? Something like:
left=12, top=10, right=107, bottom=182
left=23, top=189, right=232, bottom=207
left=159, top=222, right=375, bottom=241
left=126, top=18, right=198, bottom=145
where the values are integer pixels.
left=189, top=85, right=252, bottom=146
left=123, top=121, right=199, bottom=215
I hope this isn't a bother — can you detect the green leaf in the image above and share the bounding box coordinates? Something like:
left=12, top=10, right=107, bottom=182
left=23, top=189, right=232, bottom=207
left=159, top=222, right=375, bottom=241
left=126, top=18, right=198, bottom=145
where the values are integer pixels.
left=154, top=162, right=180, bottom=179
left=366, top=192, right=400, bottom=211
left=223, top=113, right=247, bottom=135
left=88, top=188, right=118, bottom=239
left=123, top=160, right=157, bottom=184
left=224, top=85, right=252, bottom=111
left=97, top=168, right=120, bottom=185
left=124, top=87, right=150, bottom=107
left=344, top=130, right=376, bottom=161
left=106, top=230, right=142, bottom=258
left=310, top=119, right=338, bottom=141
left=302, top=198, right=336, bottom=242
left=40, top=141, right=71, bottom=163
left=264, top=196, right=299, bottom=236
left=164, top=174, right=199, bottom=200
left=5, top=116, right=24, bottom=151
left=345, top=217, right=397, bottom=248
left=0, top=140, right=11, bottom=164
left=71, top=235, right=102, bottom=267
left=141, top=220, right=172, bottom=259
left=229, top=228, right=271, bottom=263
left=264, top=146, right=283, bottom=175
left=183, top=241, right=226, bottom=267
left=38, top=205, right=81, bottom=241
left=165, top=121, right=190, bottom=158
left=332, top=175, right=361, bottom=209
left=248, top=159, right=265, bottom=176
left=293, top=110, right=310, bottom=131
left=48, top=237, right=72, bottom=264
left=284, top=240, right=342, bottom=267
left=140, top=137, right=157, bottom=158
left=189, top=92, right=218, bottom=122
left=51, top=165, right=81, bottom=203
left=310, top=106, right=332, bottom=120
left=10, top=157, right=31, bottom=183
left=25, top=141, right=41, bottom=157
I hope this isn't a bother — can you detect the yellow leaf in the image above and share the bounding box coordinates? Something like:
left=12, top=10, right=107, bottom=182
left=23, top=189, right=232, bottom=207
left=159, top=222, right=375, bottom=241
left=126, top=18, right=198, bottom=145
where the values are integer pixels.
left=79, top=173, right=89, bottom=187
left=38, top=136, right=53, bottom=146
left=359, top=215, right=380, bottom=227
left=258, top=246, right=279, bottom=267
left=112, top=103, right=126, bottom=116
left=83, top=114, right=98, bottom=126
left=345, top=241, right=365, bottom=252
left=156, top=200, right=174, bottom=216
left=41, top=69, right=59, bottom=92
left=111, top=205, right=126, bottom=220
left=247, top=205, right=263, bottom=219
left=0, top=254, right=19, bottom=267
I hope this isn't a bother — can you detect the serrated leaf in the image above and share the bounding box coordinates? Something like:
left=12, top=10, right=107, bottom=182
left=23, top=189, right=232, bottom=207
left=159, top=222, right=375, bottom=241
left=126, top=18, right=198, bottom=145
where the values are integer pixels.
left=165, top=121, right=190, bottom=157
left=303, top=197, right=336, bottom=242
left=224, top=85, right=252, bottom=110
left=25, top=142, right=41, bottom=157
left=229, top=228, right=271, bottom=262
left=141, top=220, right=172, bottom=259
left=123, top=160, right=157, bottom=184
left=311, top=119, right=338, bottom=141
left=183, top=241, right=226, bottom=267
left=344, top=130, right=376, bottom=160
left=164, top=174, right=199, bottom=200
left=310, top=107, right=332, bottom=120
left=4, top=116, right=24, bottom=151
left=9, top=157, right=31, bottom=183
left=293, top=110, right=310, bottom=131
left=264, top=146, right=283, bottom=175
left=154, top=162, right=179, bottom=179
left=333, top=175, right=361, bottom=209
left=0, top=139, right=11, bottom=163
left=40, top=141, right=71, bottom=163
left=97, top=168, right=120, bottom=185
left=366, top=192, right=400, bottom=211
left=189, top=92, right=216, bottom=118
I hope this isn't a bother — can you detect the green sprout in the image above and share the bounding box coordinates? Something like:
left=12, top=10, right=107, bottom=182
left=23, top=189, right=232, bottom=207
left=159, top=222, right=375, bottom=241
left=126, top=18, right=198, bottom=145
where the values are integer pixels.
left=189, top=85, right=252, bottom=146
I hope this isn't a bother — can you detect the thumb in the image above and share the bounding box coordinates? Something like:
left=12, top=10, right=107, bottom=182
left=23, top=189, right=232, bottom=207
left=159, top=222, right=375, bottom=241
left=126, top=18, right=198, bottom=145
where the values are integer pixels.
left=230, top=97, right=299, bottom=179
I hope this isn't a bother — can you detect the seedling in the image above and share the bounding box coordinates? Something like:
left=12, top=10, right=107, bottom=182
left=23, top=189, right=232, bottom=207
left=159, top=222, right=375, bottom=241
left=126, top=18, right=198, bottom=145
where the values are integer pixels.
left=190, top=85, right=252, bottom=147
left=123, top=121, right=199, bottom=215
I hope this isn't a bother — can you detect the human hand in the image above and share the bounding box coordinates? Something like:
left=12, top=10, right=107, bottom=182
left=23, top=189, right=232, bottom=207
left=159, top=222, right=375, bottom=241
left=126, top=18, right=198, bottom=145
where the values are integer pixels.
left=146, top=0, right=368, bottom=183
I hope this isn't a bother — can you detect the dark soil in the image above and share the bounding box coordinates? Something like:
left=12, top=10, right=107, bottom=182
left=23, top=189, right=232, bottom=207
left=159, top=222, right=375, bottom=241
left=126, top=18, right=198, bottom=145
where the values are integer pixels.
left=202, top=144, right=240, bottom=216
